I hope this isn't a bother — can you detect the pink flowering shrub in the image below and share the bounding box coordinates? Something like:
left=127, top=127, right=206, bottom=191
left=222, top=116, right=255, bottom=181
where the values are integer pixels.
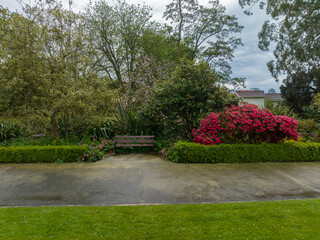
left=192, top=104, right=299, bottom=145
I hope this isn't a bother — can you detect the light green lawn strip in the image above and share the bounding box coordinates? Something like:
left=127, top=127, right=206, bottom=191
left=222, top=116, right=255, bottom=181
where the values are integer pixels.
left=0, top=199, right=319, bottom=240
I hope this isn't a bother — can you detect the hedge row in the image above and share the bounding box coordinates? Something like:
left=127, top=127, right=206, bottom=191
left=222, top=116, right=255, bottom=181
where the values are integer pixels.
left=174, top=141, right=320, bottom=163
left=0, top=146, right=87, bottom=163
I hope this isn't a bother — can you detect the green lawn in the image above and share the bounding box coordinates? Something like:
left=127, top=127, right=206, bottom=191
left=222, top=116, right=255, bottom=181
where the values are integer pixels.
left=1, top=199, right=319, bottom=239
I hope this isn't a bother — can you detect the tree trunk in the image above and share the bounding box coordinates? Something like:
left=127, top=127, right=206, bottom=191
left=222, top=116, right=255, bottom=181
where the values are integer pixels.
left=178, top=0, right=183, bottom=60
left=51, top=113, right=58, bottom=140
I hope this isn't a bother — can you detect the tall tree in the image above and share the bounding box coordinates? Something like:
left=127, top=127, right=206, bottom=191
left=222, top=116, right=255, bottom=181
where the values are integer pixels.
left=163, top=0, right=197, bottom=58
left=239, top=0, right=320, bottom=81
left=0, top=1, right=115, bottom=139
left=85, top=0, right=154, bottom=88
left=164, top=0, right=244, bottom=86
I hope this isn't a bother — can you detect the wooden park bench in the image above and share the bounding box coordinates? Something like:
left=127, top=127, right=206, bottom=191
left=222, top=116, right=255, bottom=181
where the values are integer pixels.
left=114, top=135, right=155, bottom=153
left=30, top=134, right=46, bottom=139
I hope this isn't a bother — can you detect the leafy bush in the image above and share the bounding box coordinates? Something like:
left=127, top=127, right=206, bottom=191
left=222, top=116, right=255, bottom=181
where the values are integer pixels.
left=88, top=119, right=117, bottom=140
left=114, top=101, right=149, bottom=136
left=264, top=101, right=297, bottom=118
left=80, top=138, right=113, bottom=162
left=0, top=121, right=25, bottom=142
left=0, top=146, right=87, bottom=163
left=154, top=139, right=171, bottom=152
left=192, top=104, right=299, bottom=145
left=143, top=60, right=238, bottom=140
left=155, top=139, right=180, bottom=162
left=174, top=141, right=320, bottom=163
left=303, top=93, right=320, bottom=122
left=57, top=113, right=90, bottom=139
left=298, top=119, right=320, bottom=142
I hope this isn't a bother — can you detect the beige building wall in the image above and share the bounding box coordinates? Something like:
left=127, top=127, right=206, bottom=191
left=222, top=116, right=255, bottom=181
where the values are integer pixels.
left=242, top=97, right=265, bottom=108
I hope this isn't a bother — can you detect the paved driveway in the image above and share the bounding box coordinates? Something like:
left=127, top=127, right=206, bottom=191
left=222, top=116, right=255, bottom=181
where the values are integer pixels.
left=1, top=154, right=320, bottom=207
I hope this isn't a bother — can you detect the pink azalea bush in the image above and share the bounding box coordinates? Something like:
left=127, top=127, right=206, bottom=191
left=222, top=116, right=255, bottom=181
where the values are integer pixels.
left=192, top=104, right=299, bottom=145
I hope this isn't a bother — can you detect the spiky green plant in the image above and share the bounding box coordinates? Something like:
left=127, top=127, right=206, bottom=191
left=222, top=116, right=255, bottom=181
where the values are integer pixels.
left=0, top=121, right=25, bottom=142
left=264, top=101, right=298, bottom=118
left=114, top=101, right=146, bottom=135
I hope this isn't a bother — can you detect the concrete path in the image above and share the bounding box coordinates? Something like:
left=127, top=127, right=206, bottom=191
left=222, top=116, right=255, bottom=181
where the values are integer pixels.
left=1, top=154, right=320, bottom=207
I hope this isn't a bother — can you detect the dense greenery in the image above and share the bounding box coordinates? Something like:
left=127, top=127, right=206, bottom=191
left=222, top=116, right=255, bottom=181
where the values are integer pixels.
left=0, top=145, right=87, bottom=163
left=0, top=0, right=245, bottom=142
left=0, top=120, right=25, bottom=142
left=144, top=60, right=238, bottom=139
left=304, top=93, right=320, bottom=123
left=298, top=119, right=320, bottom=142
left=264, top=100, right=297, bottom=118
left=1, top=200, right=320, bottom=239
left=1, top=0, right=319, bottom=151
left=280, top=71, right=319, bottom=114
left=174, top=141, right=320, bottom=163
left=298, top=93, right=320, bottom=142
left=0, top=3, right=115, bottom=139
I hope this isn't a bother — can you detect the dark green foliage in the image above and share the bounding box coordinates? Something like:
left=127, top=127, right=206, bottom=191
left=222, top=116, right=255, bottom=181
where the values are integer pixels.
left=0, top=146, right=87, bottom=163
left=0, top=136, right=91, bottom=147
left=57, top=113, right=90, bottom=139
left=298, top=119, right=320, bottom=142
left=114, top=147, right=155, bottom=154
left=114, top=102, right=147, bottom=136
left=82, top=139, right=113, bottom=162
left=154, top=139, right=171, bottom=153
left=303, top=93, right=320, bottom=122
left=264, top=101, right=297, bottom=118
left=0, top=121, right=25, bottom=142
left=144, top=60, right=238, bottom=140
left=88, top=119, right=117, bottom=140
left=174, top=141, right=320, bottom=163
left=280, top=71, right=319, bottom=114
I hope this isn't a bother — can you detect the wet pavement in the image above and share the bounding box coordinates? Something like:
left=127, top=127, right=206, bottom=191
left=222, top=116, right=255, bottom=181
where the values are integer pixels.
left=1, top=154, right=320, bottom=207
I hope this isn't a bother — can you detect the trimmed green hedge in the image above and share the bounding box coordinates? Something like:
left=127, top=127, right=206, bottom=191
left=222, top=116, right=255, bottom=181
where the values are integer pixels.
left=0, top=146, right=87, bottom=163
left=174, top=141, right=320, bottom=163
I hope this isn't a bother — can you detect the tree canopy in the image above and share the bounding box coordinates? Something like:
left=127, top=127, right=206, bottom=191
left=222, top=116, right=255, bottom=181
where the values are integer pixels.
left=239, top=0, right=320, bottom=112
left=280, top=70, right=320, bottom=114
left=0, top=0, right=246, bottom=139
left=165, top=0, right=245, bottom=86
left=0, top=1, right=115, bottom=139
left=239, top=0, right=320, bottom=80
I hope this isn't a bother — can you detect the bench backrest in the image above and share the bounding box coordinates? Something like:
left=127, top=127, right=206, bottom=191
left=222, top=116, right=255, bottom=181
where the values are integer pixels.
left=114, top=136, right=155, bottom=147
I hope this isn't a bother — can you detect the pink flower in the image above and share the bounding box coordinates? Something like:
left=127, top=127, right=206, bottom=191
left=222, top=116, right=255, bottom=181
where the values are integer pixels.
left=192, top=103, right=299, bottom=145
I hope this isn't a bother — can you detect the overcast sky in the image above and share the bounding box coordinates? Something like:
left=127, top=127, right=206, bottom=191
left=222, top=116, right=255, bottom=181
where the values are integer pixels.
left=2, top=0, right=280, bottom=92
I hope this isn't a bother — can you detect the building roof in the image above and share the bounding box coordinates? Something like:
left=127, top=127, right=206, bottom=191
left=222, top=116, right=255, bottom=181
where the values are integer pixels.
left=265, top=93, right=284, bottom=102
left=235, top=90, right=265, bottom=98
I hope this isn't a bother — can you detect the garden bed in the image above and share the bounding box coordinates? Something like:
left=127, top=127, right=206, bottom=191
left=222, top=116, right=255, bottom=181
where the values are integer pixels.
left=174, top=141, right=320, bottom=163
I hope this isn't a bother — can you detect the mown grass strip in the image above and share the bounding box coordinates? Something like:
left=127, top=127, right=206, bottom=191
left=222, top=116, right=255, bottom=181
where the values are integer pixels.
left=0, top=199, right=319, bottom=239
